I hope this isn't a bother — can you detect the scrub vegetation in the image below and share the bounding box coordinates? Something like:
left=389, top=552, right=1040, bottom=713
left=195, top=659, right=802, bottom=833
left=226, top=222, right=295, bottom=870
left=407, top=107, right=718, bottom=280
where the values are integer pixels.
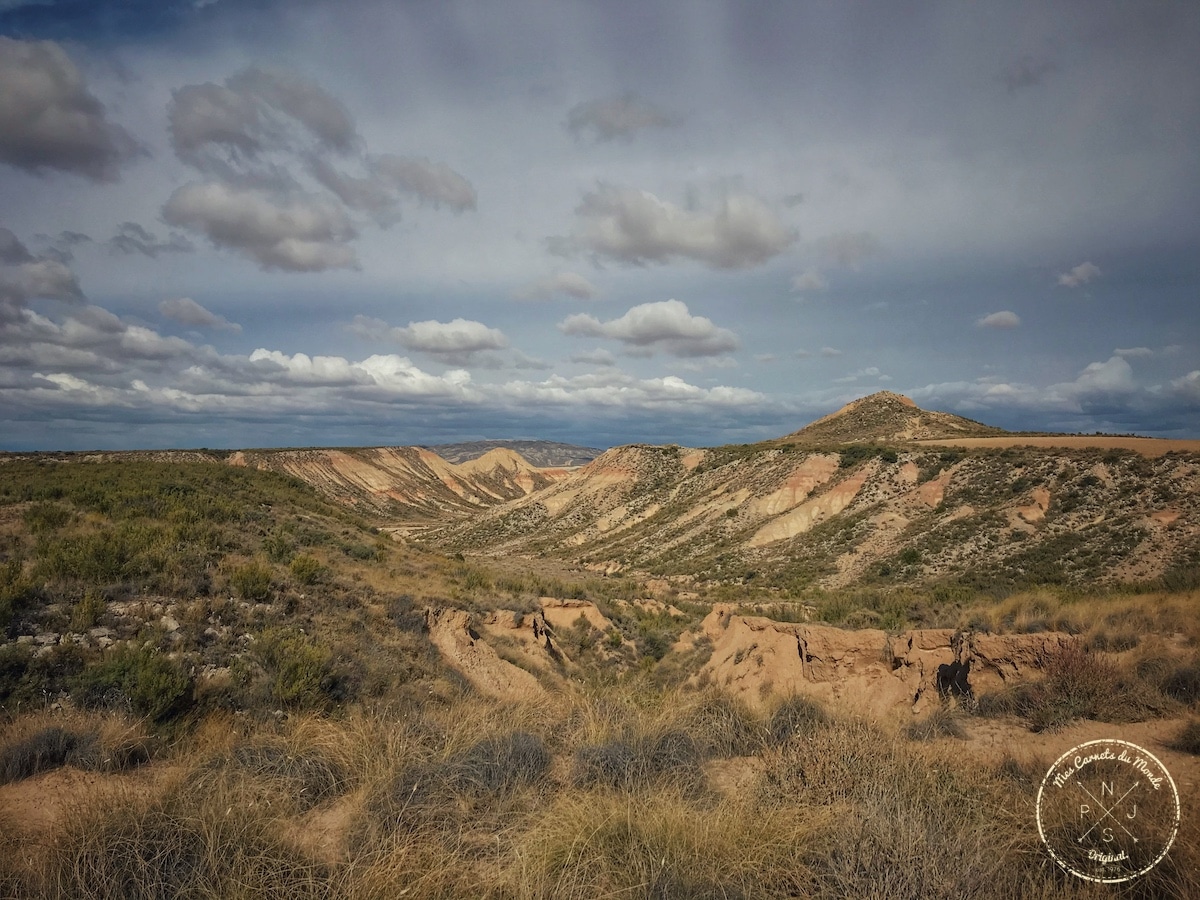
left=1, top=456, right=1197, bottom=898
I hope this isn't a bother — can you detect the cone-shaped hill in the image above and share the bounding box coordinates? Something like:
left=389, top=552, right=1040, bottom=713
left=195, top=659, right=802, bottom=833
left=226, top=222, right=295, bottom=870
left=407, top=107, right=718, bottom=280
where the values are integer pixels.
left=781, top=391, right=1006, bottom=445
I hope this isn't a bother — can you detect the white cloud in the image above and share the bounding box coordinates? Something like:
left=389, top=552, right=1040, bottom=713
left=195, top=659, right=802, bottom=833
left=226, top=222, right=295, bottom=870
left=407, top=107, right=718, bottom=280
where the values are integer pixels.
left=565, top=93, right=677, bottom=142
left=1115, top=346, right=1178, bottom=359
left=833, top=366, right=883, bottom=383
left=0, top=228, right=83, bottom=321
left=1070, top=355, right=1135, bottom=396
left=165, top=66, right=475, bottom=270
left=163, top=181, right=358, bottom=271
left=790, top=268, right=828, bottom=295
left=819, top=347, right=842, bottom=357
left=159, top=297, right=241, bottom=332
left=498, top=370, right=763, bottom=410
left=1170, top=371, right=1200, bottom=402
left=1058, top=261, right=1101, bottom=288
left=976, top=310, right=1021, bottom=329
left=0, top=37, right=140, bottom=181
left=551, top=185, right=795, bottom=269
left=559, top=299, right=739, bottom=358
left=228, top=67, right=358, bottom=153
left=349, top=315, right=508, bottom=364
left=514, top=271, right=599, bottom=301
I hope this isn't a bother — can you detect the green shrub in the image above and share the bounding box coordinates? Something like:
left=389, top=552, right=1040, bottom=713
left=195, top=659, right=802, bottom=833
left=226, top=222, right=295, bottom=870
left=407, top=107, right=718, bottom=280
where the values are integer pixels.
left=71, top=590, right=106, bottom=631
left=288, top=554, right=324, bottom=585
left=230, top=561, right=272, bottom=602
left=23, top=501, right=72, bottom=533
left=75, top=644, right=193, bottom=723
left=261, top=530, right=295, bottom=563
left=255, top=628, right=332, bottom=708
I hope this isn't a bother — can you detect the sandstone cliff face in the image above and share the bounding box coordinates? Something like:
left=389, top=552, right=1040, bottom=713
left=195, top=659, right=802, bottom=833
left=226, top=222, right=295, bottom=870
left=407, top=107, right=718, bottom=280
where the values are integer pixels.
left=693, top=605, right=1075, bottom=717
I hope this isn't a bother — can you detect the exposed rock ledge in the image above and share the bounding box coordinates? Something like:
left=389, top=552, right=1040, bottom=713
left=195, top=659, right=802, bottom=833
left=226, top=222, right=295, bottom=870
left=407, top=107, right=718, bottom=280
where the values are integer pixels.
left=694, top=604, right=1073, bottom=717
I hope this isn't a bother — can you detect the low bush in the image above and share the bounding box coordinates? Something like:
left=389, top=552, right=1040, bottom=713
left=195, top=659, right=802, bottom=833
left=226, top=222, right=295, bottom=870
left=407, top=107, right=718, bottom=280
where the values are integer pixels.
left=0, top=726, right=84, bottom=784
left=573, top=729, right=702, bottom=792
left=1162, top=664, right=1200, bottom=706
left=74, top=644, right=193, bottom=724
left=0, top=719, right=152, bottom=784
left=454, top=730, right=551, bottom=795
left=904, top=705, right=968, bottom=741
left=231, top=742, right=348, bottom=811
left=678, top=690, right=762, bottom=757
left=767, top=695, right=828, bottom=745
left=230, top=561, right=272, bottom=602
left=288, top=554, right=324, bottom=585
left=1170, top=719, right=1200, bottom=755
left=254, top=628, right=332, bottom=709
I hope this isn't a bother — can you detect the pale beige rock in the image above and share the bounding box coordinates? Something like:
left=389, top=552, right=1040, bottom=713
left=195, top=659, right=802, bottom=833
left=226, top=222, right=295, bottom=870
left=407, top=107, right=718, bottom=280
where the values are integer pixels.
left=424, top=608, right=544, bottom=700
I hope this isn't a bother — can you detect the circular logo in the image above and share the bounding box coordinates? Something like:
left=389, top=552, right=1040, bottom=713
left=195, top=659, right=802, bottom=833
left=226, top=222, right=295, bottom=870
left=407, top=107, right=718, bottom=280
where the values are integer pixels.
left=1036, top=738, right=1180, bottom=883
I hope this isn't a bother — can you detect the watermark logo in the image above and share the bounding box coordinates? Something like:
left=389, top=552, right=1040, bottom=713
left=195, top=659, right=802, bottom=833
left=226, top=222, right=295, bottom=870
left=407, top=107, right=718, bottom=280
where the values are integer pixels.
left=1036, top=738, right=1180, bottom=883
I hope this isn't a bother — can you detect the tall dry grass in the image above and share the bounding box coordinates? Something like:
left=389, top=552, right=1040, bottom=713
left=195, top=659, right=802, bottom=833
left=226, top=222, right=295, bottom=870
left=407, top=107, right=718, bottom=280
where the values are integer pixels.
left=2, top=682, right=1197, bottom=899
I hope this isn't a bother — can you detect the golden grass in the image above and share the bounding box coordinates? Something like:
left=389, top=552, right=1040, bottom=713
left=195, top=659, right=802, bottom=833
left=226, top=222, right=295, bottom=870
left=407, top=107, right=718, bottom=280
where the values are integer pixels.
left=3, top=681, right=1195, bottom=899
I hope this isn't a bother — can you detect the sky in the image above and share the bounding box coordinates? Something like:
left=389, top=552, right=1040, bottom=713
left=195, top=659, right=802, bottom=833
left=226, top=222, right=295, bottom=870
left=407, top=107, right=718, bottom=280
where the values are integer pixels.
left=1, top=0, right=1198, bottom=451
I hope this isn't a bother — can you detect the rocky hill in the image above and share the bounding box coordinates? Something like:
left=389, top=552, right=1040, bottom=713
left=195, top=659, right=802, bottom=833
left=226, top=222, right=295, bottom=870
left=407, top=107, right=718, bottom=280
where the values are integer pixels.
left=781, top=390, right=1004, bottom=444
left=429, top=394, right=1200, bottom=592
left=227, top=445, right=571, bottom=520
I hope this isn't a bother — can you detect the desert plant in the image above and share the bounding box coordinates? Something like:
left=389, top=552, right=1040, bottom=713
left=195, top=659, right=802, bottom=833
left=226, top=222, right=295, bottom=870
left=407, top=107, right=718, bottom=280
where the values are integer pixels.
left=767, top=694, right=828, bottom=745
left=230, top=561, right=272, bottom=602
left=254, top=627, right=332, bottom=708
left=74, top=644, right=193, bottom=724
left=904, top=705, right=968, bottom=741
left=1169, top=719, right=1200, bottom=755
left=288, top=554, right=324, bottom=585
left=572, top=728, right=703, bottom=794
left=0, top=726, right=84, bottom=784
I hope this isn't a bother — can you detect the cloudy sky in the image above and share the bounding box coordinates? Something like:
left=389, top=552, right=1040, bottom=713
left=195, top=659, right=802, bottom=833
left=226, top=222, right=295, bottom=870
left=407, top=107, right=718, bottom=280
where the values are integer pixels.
left=2, top=0, right=1198, bottom=451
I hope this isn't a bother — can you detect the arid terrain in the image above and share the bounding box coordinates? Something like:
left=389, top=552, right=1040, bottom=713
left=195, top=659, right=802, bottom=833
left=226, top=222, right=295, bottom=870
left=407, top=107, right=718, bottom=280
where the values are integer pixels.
left=1, top=392, right=1198, bottom=897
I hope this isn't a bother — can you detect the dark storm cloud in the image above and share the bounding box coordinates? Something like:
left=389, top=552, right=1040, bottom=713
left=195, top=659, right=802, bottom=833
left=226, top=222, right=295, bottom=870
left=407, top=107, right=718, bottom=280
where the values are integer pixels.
left=0, top=227, right=82, bottom=322
left=0, top=37, right=140, bottom=181
left=163, top=64, right=475, bottom=271
left=163, top=181, right=358, bottom=272
left=107, top=222, right=194, bottom=258
left=551, top=184, right=795, bottom=269
left=565, top=92, right=678, bottom=142
left=38, top=229, right=92, bottom=263
left=999, top=55, right=1057, bottom=93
